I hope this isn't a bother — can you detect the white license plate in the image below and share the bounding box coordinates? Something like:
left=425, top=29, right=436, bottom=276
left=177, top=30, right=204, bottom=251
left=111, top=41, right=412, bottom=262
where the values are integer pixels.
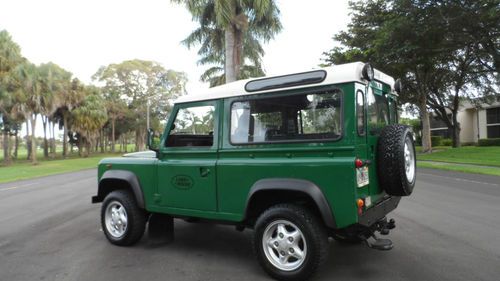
left=356, top=166, right=369, bottom=187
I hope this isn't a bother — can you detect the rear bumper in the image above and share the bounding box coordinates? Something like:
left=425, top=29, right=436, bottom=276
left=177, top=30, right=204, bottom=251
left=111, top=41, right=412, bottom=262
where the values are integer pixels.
left=358, top=196, right=401, bottom=227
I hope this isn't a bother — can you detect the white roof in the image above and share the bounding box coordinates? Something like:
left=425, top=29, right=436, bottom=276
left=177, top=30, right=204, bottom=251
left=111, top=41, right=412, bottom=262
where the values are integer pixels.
left=175, top=62, right=395, bottom=104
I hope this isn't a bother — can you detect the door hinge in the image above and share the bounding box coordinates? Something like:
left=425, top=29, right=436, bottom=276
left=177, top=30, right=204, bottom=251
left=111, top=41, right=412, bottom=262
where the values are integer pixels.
left=153, top=193, right=162, bottom=203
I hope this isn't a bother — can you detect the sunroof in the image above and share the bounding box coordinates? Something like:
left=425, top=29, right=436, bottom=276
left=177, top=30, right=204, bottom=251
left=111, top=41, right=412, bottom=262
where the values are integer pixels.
left=245, top=70, right=327, bottom=92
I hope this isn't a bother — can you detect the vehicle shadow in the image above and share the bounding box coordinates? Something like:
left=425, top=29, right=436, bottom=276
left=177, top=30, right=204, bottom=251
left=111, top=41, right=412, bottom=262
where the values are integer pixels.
left=137, top=220, right=394, bottom=281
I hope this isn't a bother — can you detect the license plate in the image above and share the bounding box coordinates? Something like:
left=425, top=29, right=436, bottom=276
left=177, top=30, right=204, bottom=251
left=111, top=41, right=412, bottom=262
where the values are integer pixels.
left=356, top=166, right=369, bottom=187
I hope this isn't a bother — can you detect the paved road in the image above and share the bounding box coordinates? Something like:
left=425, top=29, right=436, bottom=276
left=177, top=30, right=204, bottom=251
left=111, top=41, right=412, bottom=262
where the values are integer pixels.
left=1, top=168, right=499, bottom=281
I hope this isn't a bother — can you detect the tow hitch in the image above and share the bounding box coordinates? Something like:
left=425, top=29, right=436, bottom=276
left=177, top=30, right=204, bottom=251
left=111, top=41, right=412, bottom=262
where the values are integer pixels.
left=359, top=217, right=396, bottom=251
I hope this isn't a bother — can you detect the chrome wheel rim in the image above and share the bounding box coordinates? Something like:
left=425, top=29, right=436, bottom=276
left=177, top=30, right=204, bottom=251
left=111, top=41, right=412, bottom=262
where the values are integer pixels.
left=262, top=220, right=307, bottom=271
left=104, top=201, right=128, bottom=238
left=404, top=139, right=416, bottom=183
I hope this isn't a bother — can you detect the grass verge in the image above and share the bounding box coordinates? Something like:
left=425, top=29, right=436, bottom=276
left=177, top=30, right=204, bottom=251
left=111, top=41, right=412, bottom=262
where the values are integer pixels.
left=0, top=153, right=120, bottom=183
left=417, top=146, right=500, bottom=167
left=418, top=161, right=500, bottom=177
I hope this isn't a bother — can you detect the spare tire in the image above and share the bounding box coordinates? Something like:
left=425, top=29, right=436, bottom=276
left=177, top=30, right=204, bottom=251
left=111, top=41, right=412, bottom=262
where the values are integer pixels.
left=377, top=124, right=416, bottom=196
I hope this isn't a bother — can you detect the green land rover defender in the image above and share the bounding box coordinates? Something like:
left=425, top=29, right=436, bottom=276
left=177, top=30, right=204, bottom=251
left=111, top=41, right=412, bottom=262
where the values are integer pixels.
left=92, top=62, right=416, bottom=281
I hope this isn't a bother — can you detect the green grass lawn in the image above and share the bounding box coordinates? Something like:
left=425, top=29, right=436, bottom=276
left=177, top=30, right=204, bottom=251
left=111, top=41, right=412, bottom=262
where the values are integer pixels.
left=0, top=153, right=122, bottom=183
left=0, top=144, right=141, bottom=183
left=418, top=161, right=500, bottom=176
left=417, top=146, right=500, bottom=167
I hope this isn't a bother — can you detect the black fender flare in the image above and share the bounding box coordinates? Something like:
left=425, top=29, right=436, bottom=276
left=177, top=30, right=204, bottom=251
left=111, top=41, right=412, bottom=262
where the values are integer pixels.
left=244, top=178, right=336, bottom=228
left=93, top=170, right=145, bottom=209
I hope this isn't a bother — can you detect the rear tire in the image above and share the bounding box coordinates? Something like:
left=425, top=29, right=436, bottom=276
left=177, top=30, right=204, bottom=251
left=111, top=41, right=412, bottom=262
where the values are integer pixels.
left=253, top=204, right=329, bottom=281
left=101, top=190, right=146, bottom=246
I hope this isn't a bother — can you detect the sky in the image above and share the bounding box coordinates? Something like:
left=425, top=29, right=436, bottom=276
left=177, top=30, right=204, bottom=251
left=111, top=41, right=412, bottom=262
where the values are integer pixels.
left=0, top=0, right=351, bottom=137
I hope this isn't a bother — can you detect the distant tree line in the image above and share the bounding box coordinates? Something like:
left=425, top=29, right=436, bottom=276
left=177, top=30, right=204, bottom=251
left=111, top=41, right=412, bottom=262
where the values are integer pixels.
left=0, top=30, right=187, bottom=165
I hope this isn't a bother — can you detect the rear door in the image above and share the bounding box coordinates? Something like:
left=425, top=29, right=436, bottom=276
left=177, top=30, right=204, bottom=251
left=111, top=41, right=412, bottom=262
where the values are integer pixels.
left=366, top=81, right=390, bottom=199
left=157, top=101, right=218, bottom=211
left=355, top=83, right=370, bottom=190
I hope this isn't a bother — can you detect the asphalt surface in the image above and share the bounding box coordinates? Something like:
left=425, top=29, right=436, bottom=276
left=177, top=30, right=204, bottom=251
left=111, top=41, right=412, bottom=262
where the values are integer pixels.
left=0, top=168, right=499, bottom=281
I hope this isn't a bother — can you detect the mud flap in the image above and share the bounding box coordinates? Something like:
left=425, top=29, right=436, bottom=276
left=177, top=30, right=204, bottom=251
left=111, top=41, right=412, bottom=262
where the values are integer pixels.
left=148, top=213, right=174, bottom=244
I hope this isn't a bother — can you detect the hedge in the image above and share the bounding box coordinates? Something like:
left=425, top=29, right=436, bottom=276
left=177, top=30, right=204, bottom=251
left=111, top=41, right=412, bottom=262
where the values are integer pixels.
left=478, top=138, right=500, bottom=146
left=431, top=136, right=443, bottom=146
left=442, top=139, right=452, bottom=146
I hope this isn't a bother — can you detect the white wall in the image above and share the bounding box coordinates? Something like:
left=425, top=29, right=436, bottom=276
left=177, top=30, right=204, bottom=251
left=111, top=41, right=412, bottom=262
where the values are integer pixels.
left=458, top=109, right=476, bottom=143
left=478, top=109, right=488, bottom=139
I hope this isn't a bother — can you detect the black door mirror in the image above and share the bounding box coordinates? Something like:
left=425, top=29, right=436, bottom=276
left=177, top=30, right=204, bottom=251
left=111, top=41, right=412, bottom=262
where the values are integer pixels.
left=147, top=128, right=160, bottom=152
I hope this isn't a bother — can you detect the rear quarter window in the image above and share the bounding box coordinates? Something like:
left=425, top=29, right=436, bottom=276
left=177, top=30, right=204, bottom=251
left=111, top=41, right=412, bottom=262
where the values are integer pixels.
left=230, top=89, right=343, bottom=144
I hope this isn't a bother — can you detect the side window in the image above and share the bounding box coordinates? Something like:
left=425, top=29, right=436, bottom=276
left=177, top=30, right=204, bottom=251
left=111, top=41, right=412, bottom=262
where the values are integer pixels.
left=166, top=105, right=215, bottom=147
left=356, top=90, right=365, bottom=135
left=230, top=89, right=342, bottom=144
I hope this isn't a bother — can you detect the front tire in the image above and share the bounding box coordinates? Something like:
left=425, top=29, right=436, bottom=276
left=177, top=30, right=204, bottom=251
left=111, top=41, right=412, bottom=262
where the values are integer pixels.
left=253, top=204, right=329, bottom=281
left=101, top=190, right=146, bottom=246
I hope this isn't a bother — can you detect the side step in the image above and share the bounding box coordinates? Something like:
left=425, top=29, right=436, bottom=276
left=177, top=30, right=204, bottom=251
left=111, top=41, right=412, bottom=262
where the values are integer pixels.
left=360, top=217, right=396, bottom=251
left=363, top=235, right=393, bottom=251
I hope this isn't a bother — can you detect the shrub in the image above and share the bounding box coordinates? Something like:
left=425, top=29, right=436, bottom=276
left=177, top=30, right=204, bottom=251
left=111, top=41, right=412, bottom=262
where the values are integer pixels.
left=478, top=138, right=500, bottom=146
left=461, top=142, right=476, bottom=147
left=415, top=136, right=422, bottom=146
left=431, top=136, right=443, bottom=146
left=442, top=139, right=452, bottom=146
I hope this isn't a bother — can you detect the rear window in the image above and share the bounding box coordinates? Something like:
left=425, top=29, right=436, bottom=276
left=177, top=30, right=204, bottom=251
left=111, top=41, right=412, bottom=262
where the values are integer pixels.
left=367, top=87, right=389, bottom=135
left=230, top=89, right=342, bottom=144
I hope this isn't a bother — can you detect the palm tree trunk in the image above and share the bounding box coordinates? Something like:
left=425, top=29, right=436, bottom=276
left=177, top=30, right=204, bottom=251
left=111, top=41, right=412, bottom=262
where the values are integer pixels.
left=234, top=26, right=243, bottom=79
left=225, top=28, right=237, bottom=83
left=50, top=120, right=56, bottom=155
left=100, top=129, right=105, bottom=153
left=2, top=115, right=11, bottom=165
left=26, top=119, right=32, bottom=161
left=2, top=129, right=11, bottom=165
left=63, top=113, right=68, bottom=158
left=42, top=115, right=49, bottom=158
left=30, top=114, right=38, bottom=164
left=14, top=127, right=19, bottom=159
left=111, top=118, right=116, bottom=153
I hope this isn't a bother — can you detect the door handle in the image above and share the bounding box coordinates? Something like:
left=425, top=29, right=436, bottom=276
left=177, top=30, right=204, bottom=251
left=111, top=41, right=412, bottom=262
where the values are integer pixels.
left=199, top=167, right=210, bottom=177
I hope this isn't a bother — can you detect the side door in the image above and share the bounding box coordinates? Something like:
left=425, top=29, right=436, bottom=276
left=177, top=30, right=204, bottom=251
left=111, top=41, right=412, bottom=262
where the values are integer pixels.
left=157, top=101, right=218, bottom=211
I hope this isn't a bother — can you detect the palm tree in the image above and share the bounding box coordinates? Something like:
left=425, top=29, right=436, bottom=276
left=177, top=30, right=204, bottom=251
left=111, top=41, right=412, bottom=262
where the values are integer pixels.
left=173, top=0, right=282, bottom=83
left=55, top=78, right=85, bottom=157
left=38, top=62, right=73, bottom=157
left=72, top=89, right=108, bottom=157
left=0, top=30, right=23, bottom=165
left=103, top=90, right=127, bottom=152
left=11, top=62, right=43, bottom=164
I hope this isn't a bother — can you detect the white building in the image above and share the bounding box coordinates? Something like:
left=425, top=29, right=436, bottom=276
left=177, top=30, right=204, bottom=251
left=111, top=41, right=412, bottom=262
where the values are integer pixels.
left=430, top=100, right=500, bottom=143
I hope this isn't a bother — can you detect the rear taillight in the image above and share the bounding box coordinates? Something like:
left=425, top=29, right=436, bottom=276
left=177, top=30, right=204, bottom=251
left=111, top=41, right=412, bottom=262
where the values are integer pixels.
left=357, top=198, right=365, bottom=214
left=355, top=158, right=363, bottom=168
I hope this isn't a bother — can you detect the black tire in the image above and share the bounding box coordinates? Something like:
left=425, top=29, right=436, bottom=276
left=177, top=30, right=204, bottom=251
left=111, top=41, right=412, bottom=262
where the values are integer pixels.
left=253, top=204, right=329, bottom=281
left=377, top=124, right=416, bottom=196
left=101, top=190, right=146, bottom=246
